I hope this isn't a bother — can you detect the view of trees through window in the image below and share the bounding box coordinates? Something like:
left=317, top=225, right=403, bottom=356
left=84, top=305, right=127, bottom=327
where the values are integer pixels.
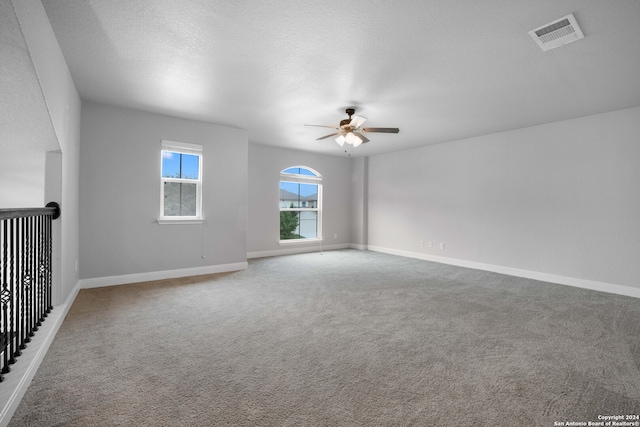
left=279, top=167, right=321, bottom=240
left=279, top=205, right=300, bottom=239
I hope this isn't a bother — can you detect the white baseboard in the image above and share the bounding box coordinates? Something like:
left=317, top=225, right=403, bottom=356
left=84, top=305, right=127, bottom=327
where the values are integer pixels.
left=247, top=243, right=350, bottom=259
left=367, top=245, right=640, bottom=299
left=79, top=262, right=249, bottom=289
left=0, top=280, right=80, bottom=427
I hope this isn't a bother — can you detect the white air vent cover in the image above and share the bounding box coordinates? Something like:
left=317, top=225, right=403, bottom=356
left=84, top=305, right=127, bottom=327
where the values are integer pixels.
left=529, top=13, right=584, bottom=51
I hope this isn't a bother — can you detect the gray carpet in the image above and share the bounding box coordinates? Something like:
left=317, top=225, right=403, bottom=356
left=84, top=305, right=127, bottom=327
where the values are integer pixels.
left=9, top=250, right=640, bottom=426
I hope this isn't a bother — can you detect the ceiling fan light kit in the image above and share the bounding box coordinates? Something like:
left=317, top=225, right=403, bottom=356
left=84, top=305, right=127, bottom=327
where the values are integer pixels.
left=305, top=108, right=399, bottom=149
left=341, top=132, right=363, bottom=147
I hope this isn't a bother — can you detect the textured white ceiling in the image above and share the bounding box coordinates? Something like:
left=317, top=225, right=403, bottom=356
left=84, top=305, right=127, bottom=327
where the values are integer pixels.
left=41, top=0, right=640, bottom=157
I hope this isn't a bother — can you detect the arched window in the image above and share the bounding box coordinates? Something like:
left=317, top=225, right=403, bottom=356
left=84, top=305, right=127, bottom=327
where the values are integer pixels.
left=279, top=166, right=322, bottom=241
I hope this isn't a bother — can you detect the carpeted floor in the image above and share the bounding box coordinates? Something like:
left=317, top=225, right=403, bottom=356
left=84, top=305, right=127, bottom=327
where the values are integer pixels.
left=9, top=250, right=640, bottom=426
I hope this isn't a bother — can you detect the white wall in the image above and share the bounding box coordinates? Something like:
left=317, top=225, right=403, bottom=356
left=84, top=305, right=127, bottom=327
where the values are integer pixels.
left=7, top=0, right=82, bottom=305
left=0, top=157, right=47, bottom=208
left=80, top=102, right=248, bottom=280
left=368, top=106, right=640, bottom=293
left=247, top=143, right=352, bottom=257
left=0, top=0, right=58, bottom=208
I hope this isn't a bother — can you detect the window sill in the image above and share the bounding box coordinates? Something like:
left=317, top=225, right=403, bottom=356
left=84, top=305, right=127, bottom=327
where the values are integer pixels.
left=157, top=218, right=204, bottom=225
left=279, top=238, right=323, bottom=245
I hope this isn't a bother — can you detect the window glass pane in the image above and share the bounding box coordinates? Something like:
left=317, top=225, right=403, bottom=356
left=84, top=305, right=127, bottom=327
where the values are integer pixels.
left=279, top=210, right=300, bottom=240
left=280, top=181, right=299, bottom=207
left=298, top=168, right=316, bottom=176
left=180, top=182, right=197, bottom=215
left=279, top=182, right=318, bottom=208
left=282, top=167, right=299, bottom=175
left=298, top=211, right=318, bottom=238
left=282, top=167, right=317, bottom=177
left=164, top=182, right=197, bottom=216
left=181, top=154, right=199, bottom=179
left=162, top=151, right=199, bottom=179
left=299, top=183, right=318, bottom=208
left=162, top=151, right=180, bottom=178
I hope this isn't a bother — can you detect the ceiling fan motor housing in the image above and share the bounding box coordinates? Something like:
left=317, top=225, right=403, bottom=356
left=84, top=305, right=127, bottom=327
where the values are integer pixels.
left=341, top=108, right=356, bottom=128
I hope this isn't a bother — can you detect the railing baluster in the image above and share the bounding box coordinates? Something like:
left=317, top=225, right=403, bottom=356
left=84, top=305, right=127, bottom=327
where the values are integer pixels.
left=29, top=215, right=35, bottom=335
left=0, top=204, right=59, bottom=384
left=46, top=214, right=52, bottom=313
left=35, top=215, right=42, bottom=329
left=25, top=215, right=33, bottom=340
left=14, top=217, right=22, bottom=359
left=16, top=218, right=29, bottom=350
left=8, top=217, right=16, bottom=365
left=11, top=217, right=21, bottom=362
left=1, top=219, right=8, bottom=378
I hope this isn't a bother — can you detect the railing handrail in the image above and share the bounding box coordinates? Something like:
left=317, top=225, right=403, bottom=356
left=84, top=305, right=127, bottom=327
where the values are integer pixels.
left=0, top=202, right=60, bottom=221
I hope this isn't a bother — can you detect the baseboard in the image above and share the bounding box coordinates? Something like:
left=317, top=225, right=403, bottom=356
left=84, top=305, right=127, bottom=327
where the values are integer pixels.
left=0, top=280, right=80, bottom=427
left=367, top=245, right=640, bottom=299
left=79, top=262, right=249, bottom=289
left=247, top=243, right=350, bottom=259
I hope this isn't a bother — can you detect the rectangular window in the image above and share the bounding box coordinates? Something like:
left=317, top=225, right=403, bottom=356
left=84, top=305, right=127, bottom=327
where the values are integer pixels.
left=279, top=181, right=320, bottom=240
left=160, top=140, right=202, bottom=221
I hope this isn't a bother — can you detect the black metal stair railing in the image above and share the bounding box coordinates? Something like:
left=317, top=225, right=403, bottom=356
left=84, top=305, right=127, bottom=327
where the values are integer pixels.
left=0, top=202, right=60, bottom=382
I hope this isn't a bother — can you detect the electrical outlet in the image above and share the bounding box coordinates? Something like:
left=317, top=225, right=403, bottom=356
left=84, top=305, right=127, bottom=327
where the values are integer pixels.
left=439, top=243, right=445, bottom=250
left=428, top=241, right=433, bottom=248
left=420, top=240, right=424, bottom=246
left=334, top=233, right=338, bottom=239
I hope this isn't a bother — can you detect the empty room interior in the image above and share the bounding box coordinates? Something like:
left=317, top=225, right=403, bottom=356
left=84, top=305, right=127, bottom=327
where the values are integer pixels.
left=1, top=0, right=639, bottom=425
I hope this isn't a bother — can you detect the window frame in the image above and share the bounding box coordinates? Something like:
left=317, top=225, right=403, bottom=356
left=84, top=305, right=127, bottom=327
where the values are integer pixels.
left=158, top=140, right=203, bottom=224
left=279, top=166, right=323, bottom=244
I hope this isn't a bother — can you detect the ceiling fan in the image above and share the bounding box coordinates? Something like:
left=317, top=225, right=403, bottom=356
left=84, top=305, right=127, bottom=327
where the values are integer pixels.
left=305, top=108, right=399, bottom=147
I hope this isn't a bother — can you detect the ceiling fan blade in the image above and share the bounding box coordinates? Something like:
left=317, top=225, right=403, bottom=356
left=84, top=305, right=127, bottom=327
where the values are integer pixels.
left=316, top=131, right=343, bottom=140
left=349, top=115, right=367, bottom=129
left=360, top=127, right=400, bottom=133
left=353, top=132, right=369, bottom=143
left=305, top=124, right=340, bottom=129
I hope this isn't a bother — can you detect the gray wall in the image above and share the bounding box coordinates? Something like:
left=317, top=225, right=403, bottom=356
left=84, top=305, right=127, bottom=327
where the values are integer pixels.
left=80, top=102, right=248, bottom=279
left=350, top=157, right=367, bottom=248
left=247, top=143, right=352, bottom=256
left=368, top=106, right=640, bottom=290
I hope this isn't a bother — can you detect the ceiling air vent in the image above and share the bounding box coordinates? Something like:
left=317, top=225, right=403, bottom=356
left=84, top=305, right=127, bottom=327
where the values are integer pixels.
left=529, top=13, right=584, bottom=51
